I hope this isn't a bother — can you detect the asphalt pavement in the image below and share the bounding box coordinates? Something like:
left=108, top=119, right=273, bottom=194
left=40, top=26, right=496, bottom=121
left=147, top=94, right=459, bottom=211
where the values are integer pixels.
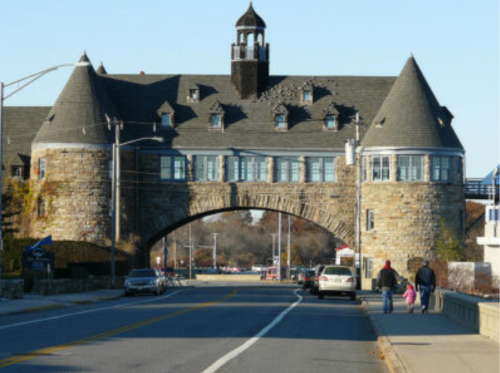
left=0, top=285, right=387, bottom=373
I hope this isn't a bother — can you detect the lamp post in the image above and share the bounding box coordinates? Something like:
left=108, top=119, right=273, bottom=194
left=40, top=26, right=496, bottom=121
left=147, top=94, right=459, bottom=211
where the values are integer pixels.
left=0, top=63, right=74, bottom=301
left=109, top=132, right=163, bottom=288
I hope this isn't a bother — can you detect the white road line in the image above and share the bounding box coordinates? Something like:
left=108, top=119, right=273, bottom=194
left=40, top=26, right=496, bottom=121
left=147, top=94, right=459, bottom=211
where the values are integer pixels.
left=201, top=288, right=303, bottom=373
left=0, top=290, right=182, bottom=331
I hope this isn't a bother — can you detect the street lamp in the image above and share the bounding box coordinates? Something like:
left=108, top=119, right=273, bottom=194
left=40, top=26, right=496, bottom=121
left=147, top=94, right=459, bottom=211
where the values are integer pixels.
left=109, top=130, right=164, bottom=288
left=0, top=63, right=74, bottom=301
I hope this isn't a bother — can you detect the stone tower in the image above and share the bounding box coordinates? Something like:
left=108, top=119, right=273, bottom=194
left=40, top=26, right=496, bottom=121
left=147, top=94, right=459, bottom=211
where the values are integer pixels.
left=231, top=2, right=270, bottom=99
left=359, top=56, right=465, bottom=286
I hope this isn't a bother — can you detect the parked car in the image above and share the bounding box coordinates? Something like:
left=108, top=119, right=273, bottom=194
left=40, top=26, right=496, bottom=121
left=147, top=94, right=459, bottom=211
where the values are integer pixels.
left=310, top=264, right=326, bottom=295
left=124, top=268, right=167, bottom=296
left=302, top=270, right=315, bottom=290
left=161, top=267, right=177, bottom=277
left=317, top=265, right=356, bottom=301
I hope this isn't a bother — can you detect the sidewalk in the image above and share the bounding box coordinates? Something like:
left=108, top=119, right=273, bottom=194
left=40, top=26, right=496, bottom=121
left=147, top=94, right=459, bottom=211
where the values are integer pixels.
left=361, top=292, right=499, bottom=373
left=0, top=289, right=124, bottom=317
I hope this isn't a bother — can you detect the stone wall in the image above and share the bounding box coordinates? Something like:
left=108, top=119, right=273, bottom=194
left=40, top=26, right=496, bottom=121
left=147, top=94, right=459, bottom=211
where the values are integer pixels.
left=30, top=147, right=136, bottom=245
left=361, top=181, right=465, bottom=279
left=137, top=154, right=357, bottom=248
left=1, top=279, right=24, bottom=299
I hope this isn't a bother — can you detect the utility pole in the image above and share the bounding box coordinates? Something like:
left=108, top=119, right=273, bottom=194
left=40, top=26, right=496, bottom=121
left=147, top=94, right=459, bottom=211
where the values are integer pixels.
left=189, top=223, right=193, bottom=279
left=162, top=236, right=167, bottom=271
left=278, top=212, right=282, bottom=281
left=109, top=117, right=122, bottom=289
left=173, top=231, right=177, bottom=269
left=355, top=111, right=363, bottom=290
left=287, top=214, right=291, bottom=280
left=271, top=233, right=277, bottom=266
left=212, top=233, right=219, bottom=269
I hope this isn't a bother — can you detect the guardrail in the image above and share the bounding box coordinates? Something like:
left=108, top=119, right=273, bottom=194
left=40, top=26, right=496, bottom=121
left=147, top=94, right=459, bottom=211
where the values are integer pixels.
left=465, top=178, right=498, bottom=199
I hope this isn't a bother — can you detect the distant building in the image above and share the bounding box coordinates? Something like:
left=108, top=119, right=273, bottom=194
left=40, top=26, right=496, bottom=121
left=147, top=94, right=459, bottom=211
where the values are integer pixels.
left=477, top=166, right=499, bottom=278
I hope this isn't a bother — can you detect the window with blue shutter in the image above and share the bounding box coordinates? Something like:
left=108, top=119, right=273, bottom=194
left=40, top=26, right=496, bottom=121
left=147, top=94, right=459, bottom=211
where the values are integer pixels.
left=241, top=157, right=267, bottom=182
left=371, top=155, right=390, bottom=182
left=398, top=155, right=423, bottom=181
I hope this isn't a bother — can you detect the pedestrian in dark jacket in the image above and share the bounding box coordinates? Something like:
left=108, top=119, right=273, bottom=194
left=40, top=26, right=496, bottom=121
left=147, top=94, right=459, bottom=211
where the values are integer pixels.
left=376, top=260, right=399, bottom=314
left=415, top=260, right=436, bottom=314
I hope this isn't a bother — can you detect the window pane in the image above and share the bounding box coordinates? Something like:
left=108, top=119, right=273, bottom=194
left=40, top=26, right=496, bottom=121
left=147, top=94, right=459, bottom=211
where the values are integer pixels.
left=161, top=114, right=171, bottom=127
left=362, top=157, right=367, bottom=182
left=290, top=158, right=299, bottom=182
left=39, top=158, right=46, bottom=179
left=308, top=158, right=321, bottom=182
left=194, top=156, right=205, bottom=180
left=257, top=157, right=267, bottom=181
left=160, top=157, right=171, bottom=180
left=399, top=156, right=409, bottom=181
left=275, top=115, right=285, bottom=129
left=441, top=157, right=450, bottom=182
left=277, top=158, right=287, bottom=182
left=174, top=156, right=185, bottom=180
left=211, top=114, right=221, bottom=128
left=226, top=157, right=238, bottom=181
left=324, top=158, right=335, bottom=182
left=412, top=156, right=423, bottom=181
left=432, top=157, right=440, bottom=181
left=303, top=90, right=311, bottom=101
left=382, top=156, right=390, bottom=180
left=372, top=157, right=380, bottom=181
left=207, top=156, right=218, bottom=181
left=326, top=114, right=336, bottom=129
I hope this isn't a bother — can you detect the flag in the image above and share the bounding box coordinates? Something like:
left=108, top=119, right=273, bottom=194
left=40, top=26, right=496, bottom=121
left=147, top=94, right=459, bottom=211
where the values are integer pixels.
left=26, top=235, right=53, bottom=251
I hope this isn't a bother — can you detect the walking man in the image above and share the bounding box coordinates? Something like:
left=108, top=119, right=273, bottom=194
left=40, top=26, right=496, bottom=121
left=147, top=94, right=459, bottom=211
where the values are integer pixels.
left=415, top=260, right=436, bottom=314
left=376, top=260, right=398, bottom=314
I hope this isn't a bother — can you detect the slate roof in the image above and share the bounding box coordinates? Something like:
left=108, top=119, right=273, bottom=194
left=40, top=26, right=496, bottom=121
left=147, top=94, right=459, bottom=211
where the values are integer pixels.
left=361, top=56, right=463, bottom=150
left=33, top=53, right=121, bottom=145
left=100, top=73, right=395, bottom=151
left=236, top=3, right=266, bottom=28
left=2, top=107, right=49, bottom=167
left=6, top=55, right=463, bottom=155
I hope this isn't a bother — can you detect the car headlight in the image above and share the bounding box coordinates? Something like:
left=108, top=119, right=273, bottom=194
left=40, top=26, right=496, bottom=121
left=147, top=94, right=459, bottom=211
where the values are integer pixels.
left=125, top=280, right=131, bottom=286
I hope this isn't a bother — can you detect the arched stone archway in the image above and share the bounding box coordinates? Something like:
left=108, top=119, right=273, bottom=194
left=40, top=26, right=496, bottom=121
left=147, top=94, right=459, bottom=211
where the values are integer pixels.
left=139, top=183, right=355, bottom=253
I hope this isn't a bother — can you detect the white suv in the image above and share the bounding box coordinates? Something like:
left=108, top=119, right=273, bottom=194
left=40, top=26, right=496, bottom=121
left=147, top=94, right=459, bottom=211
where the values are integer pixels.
left=318, top=265, right=356, bottom=301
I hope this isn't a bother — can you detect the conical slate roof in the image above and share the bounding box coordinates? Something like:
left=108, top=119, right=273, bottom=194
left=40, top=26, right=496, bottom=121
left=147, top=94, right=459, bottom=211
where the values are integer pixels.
left=236, top=3, right=266, bottom=28
left=33, top=53, right=120, bottom=145
left=96, top=62, right=107, bottom=75
left=361, top=56, right=463, bottom=149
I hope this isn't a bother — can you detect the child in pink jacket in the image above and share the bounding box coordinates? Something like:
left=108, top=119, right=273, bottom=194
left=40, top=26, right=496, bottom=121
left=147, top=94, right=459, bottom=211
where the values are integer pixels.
left=403, top=283, right=417, bottom=313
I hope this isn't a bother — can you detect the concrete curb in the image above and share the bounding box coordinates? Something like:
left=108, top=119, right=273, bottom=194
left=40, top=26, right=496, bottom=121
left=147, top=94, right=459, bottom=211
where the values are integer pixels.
left=361, top=297, right=408, bottom=373
left=0, top=303, right=67, bottom=317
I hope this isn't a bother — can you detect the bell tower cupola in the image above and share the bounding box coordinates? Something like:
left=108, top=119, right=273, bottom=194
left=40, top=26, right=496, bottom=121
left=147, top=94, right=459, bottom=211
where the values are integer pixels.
left=231, top=2, right=270, bottom=99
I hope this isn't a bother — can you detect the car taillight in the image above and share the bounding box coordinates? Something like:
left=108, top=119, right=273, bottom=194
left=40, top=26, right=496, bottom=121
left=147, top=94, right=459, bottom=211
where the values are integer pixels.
left=346, top=277, right=354, bottom=282
left=305, top=277, right=310, bottom=281
left=320, top=276, right=328, bottom=281
left=315, top=276, right=319, bottom=281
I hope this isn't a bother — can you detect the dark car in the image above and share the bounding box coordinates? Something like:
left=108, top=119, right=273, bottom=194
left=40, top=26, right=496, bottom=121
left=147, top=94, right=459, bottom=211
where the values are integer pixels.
left=124, top=268, right=167, bottom=296
left=309, top=264, right=326, bottom=295
left=302, top=270, right=315, bottom=290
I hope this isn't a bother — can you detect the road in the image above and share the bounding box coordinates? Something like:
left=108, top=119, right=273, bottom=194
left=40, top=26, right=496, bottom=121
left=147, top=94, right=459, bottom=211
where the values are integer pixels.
left=0, top=284, right=388, bottom=372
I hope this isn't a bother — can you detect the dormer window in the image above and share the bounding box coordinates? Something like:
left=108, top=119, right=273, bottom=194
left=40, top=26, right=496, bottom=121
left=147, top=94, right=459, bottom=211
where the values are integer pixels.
left=325, top=114, right=336, bottom=129
left=275, top=114, right=286, bottom=129
left=211, top=114, right=222, bottom=128
left=161, top=113, right=173, bottom=128
left=187, top=86, right=200, bottom=103
left=322, top=102, right=340, bottom=131
left=208, top=101, right=225, bottom=131
left=271, top=102, right=288, bottom=131
left=300, top=85, right=314, bottom=105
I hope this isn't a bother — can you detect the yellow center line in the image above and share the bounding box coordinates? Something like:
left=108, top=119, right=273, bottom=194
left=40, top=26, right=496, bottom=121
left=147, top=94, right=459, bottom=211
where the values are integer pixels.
left=0, top=290, right=237, bottom=369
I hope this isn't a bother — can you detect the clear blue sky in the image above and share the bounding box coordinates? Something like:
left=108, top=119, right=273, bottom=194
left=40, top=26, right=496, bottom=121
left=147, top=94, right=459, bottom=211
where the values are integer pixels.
left=1, top=0, right=498, bottom=177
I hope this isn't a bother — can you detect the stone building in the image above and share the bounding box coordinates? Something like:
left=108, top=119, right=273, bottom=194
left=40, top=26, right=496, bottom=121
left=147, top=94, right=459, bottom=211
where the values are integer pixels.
left=3, top=4, right=465, bottom=287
